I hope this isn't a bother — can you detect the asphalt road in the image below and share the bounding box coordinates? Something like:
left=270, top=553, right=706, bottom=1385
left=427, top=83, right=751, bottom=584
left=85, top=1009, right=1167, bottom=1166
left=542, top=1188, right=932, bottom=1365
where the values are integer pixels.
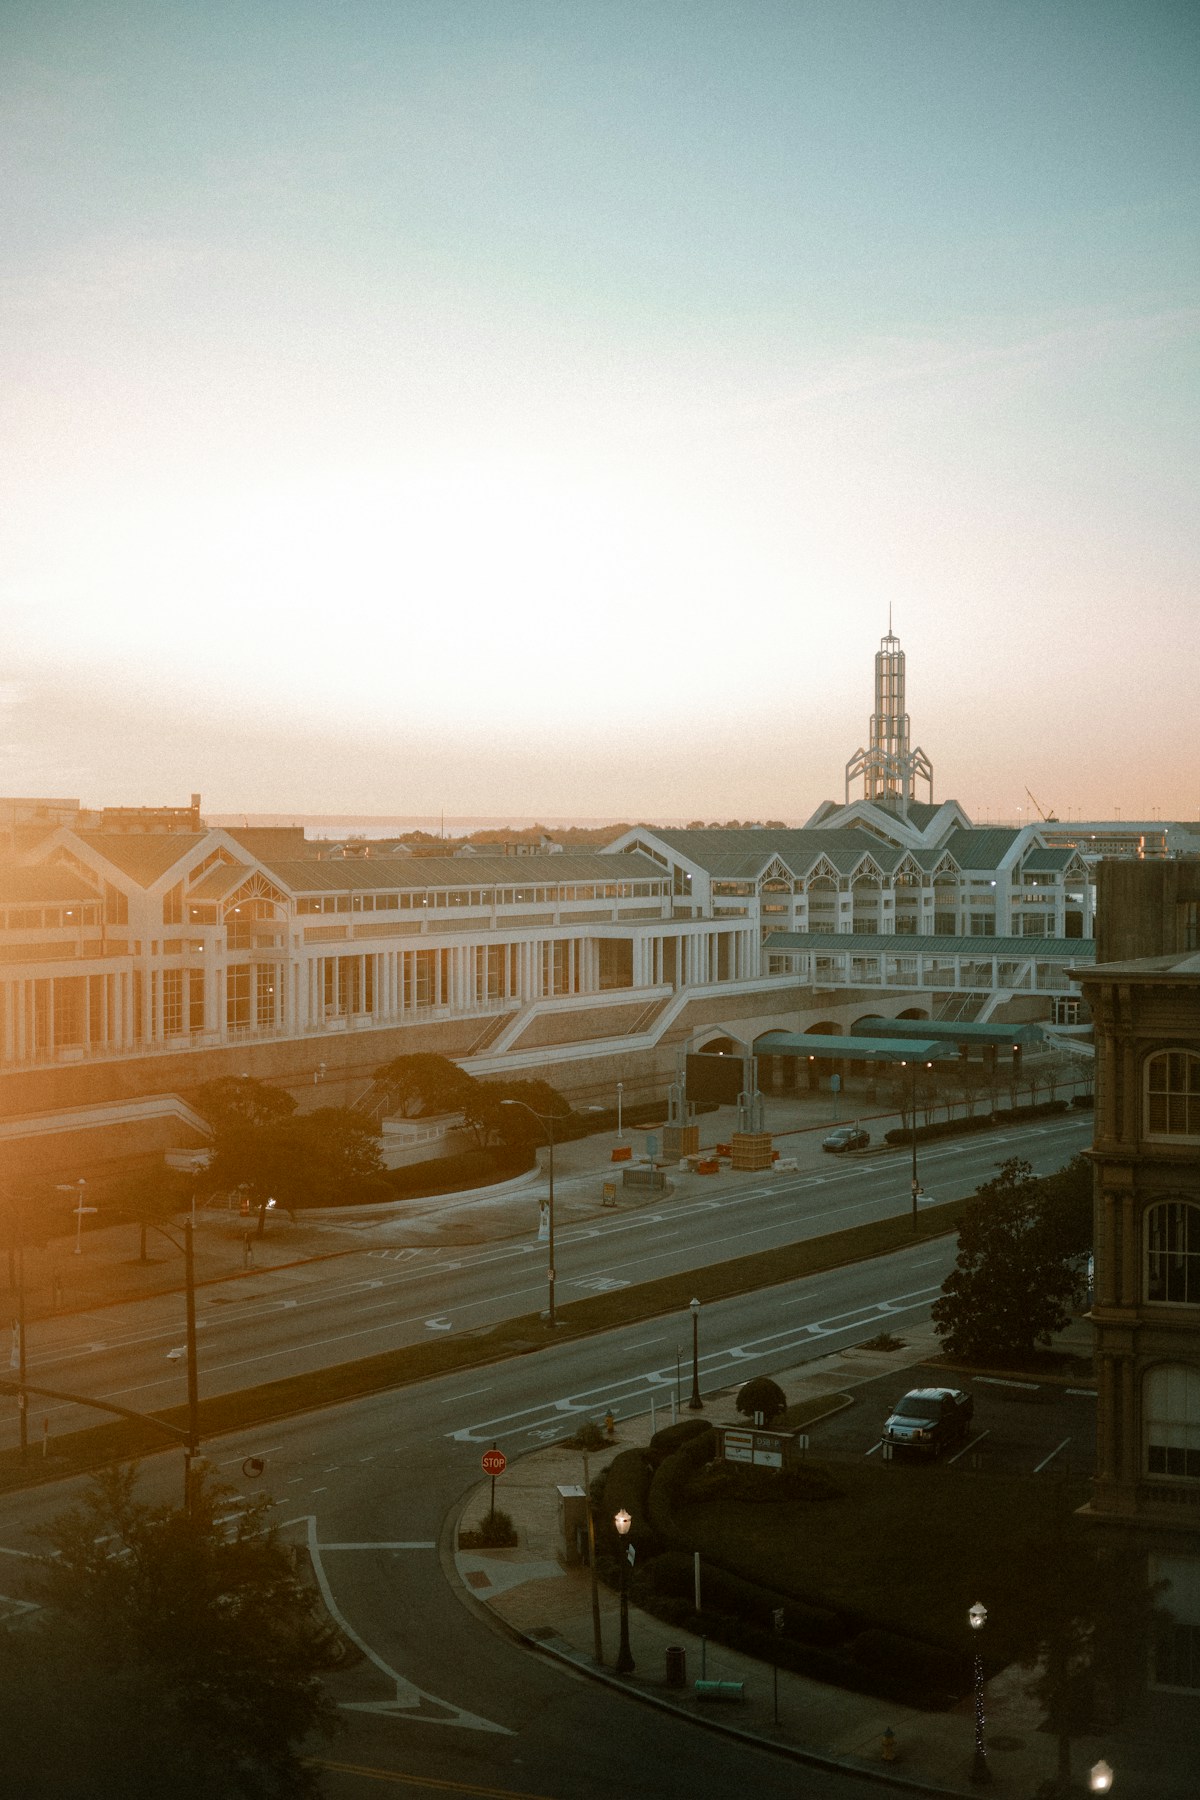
left=0, top=1242, right=972, bottom=1800
left=3, top=1112, right=1090, bottom=1452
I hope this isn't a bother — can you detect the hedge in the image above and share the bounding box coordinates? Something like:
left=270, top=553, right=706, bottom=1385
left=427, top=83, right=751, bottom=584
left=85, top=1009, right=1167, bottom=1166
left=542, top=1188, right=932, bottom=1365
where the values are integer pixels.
left=884, top=1096, right=1071, bottom=1147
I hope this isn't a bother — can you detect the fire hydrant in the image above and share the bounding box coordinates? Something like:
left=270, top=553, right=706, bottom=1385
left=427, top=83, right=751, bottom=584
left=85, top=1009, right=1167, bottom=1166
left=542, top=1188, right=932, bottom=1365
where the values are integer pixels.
left=605, top=1410, right=616, bottom=1439
left=882, top=1727, right=897, bottom=1763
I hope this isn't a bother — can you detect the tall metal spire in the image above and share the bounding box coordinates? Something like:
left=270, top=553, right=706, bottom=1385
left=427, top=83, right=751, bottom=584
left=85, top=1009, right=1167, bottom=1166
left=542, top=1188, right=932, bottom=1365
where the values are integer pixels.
left=844, top=622, right=934, bottom=816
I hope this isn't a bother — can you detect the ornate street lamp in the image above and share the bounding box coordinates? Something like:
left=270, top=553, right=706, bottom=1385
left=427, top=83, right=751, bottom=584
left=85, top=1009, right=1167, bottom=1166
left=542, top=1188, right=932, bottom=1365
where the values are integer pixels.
left=969, top=1601, right=990, bottom=1784
left=1089, top=1760, right=1114, bottom=1794
left=614, top=1508, right=635, bottom=1673
left=688, top=1297, right=703, bottom=1411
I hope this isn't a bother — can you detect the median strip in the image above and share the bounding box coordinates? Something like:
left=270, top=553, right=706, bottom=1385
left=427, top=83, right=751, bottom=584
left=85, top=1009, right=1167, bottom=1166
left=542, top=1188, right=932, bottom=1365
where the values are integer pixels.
left=0, top=1197, right=970, bottom=1496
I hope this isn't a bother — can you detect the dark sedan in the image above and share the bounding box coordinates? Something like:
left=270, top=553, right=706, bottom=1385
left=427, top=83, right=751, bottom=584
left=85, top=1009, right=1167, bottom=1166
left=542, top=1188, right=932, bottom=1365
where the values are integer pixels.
left=821, top=1125, right=870, bottom=1153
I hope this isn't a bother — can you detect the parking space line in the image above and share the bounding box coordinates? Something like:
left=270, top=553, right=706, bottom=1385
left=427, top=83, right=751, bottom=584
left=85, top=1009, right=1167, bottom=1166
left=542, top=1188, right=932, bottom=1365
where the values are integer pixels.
left=975, top=1375, right=1039, bottom=1390
left=1066, top=1387, right=1097, bottom=1398
left=1034, top=1437, right=1072, bottom=1474
left=946, top=1429, right=989, bottom=1465
left=864, top=1440, right=883, bottom=1457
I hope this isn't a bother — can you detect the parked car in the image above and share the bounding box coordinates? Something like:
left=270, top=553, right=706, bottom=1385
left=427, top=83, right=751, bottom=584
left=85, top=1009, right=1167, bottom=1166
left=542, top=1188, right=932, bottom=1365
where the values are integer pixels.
left=882, top=1387, right=974, bottom=1458
left=821, top=1125, right=870, bottom=1153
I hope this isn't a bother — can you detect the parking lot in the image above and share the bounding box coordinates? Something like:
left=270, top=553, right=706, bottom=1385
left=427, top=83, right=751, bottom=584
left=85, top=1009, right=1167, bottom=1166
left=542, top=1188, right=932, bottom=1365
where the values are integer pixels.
left=807, top=1361, right=1097, bottom=1481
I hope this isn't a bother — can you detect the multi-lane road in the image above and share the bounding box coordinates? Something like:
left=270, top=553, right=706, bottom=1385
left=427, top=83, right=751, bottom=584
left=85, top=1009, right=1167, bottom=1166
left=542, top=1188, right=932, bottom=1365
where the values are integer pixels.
left=5, top=1112, right=1091, bottom=1452
left=0, top=1115, right=1091, bottom=1798
left=0, top=1241, right=972, bottom=1799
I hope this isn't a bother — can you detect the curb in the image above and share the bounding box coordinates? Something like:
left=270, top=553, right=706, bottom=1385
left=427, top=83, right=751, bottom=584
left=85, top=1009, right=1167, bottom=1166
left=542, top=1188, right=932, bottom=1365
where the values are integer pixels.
left=444, top=1482, right=986, bottom=1800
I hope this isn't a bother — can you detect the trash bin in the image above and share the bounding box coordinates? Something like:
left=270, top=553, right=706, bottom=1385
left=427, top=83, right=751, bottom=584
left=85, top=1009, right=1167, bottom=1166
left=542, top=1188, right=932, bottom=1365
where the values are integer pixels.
left=665, top=1645, right=686, bottom=1687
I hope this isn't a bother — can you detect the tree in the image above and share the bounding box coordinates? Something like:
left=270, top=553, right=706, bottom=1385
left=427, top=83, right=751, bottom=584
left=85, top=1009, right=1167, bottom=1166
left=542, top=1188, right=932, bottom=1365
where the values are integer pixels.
left=930, top=1158, right=1084, bottom=1364
left=371, top=1053, right=477, bottom=1119
left=114, top=1165, right=192, bottom=1261
left=194, top=1076, right=297, bottom=1134
left=209, top=1108, right=383, bottom=1233
left=735, top=1376, right=787, bottom=1425
left=0, top=1465, right=340, bottom=1798
left=461, top=1078, right=572, bottom=1150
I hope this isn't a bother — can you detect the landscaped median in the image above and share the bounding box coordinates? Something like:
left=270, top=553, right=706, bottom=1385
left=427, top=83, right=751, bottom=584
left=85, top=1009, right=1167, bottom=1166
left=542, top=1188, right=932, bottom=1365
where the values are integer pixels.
left=0, top=1196, right=971, bottom=1496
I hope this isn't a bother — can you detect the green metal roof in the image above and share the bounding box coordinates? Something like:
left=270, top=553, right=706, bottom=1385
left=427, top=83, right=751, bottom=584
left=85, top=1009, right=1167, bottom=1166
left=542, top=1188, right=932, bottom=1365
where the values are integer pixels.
left=1021, top=848, right=1074, bottom=872
left=639, top=827, right=905, bottom=878
left=76, top=831, right=207, bottom=886
left=753, top=1030, right=960, bottom=1064
left=764, top=929, right=1095, bottom=962
left=852, top=1016, right=1046, bottom=1047
left=257, top=851, right=667, bottom=893
left=943, top=828, right=1022, bottom=869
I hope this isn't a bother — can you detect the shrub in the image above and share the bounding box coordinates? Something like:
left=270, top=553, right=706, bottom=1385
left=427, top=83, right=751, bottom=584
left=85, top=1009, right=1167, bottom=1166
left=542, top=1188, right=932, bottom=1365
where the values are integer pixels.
left=648, top=1417, right=714, bottom=1462
left=849, top=1627, right=965, bottom=1704
left=682, top=1461, right=843, bottom=1507
left=459, top=1508, right=517, bottom=1549
left=735, top=1376, right=787, bottom=1425
left=600, top=1449, right=659, bottom=1561
left=646, top=1430, right=717, bottom=1548
left=562, top=1420, right=608, bottom=1451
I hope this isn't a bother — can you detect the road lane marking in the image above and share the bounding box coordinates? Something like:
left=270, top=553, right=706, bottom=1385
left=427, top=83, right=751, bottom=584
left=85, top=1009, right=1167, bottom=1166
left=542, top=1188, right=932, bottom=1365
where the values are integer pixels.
left=448, top=1289, right=943, bottom=1444
left=300, top=1517, right=510, bottom=1733
left=1034, top=1438, right=1072, bottom=1474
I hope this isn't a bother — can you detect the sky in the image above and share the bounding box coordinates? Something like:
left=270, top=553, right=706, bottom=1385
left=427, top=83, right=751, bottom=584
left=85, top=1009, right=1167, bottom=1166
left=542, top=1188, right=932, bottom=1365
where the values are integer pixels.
left=2, top=1, right=1197, bottom=825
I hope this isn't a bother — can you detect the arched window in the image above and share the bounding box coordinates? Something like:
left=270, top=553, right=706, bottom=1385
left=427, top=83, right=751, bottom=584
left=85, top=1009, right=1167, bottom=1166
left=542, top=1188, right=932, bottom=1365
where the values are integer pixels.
left=1146, top=1202, right=1200, bottom=1305
left=1145, top=1050, right=1200, bottom=1142
left=1144, top=1365, right=1200, bottom=1480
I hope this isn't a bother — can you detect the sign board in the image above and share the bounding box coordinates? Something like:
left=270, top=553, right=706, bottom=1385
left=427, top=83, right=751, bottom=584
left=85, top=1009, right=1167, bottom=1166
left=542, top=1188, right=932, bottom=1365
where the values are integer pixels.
left=644, top=1134, right=659, bottom=1160
left=481, top=1449, right=507, bottom=1477
left=717, top=1425, right=798, bottom=1471
left=831, top=1073, right=841, bottom=1092
left=601, top=1180, right=617, bottom=1208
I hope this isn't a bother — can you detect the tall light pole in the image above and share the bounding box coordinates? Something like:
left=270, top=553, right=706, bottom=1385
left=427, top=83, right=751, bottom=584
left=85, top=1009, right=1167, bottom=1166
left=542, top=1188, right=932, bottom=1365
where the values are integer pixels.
left=969, top=1601, right=990, bottom=1784
left=501, top=1099, right=560, bottom=1327
left=616, top=1081, right=624, bottom=1140
left=901, top=1060, right=932, bottom=1231
left=614, top=1507, right=635, bottom=1673
left=688, top=1297, right=703, bottom=1410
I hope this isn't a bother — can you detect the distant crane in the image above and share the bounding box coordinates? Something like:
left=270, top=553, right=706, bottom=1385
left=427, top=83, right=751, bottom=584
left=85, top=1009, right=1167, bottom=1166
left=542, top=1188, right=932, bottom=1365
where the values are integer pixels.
left=1024, top=786, right=1059, bottom=823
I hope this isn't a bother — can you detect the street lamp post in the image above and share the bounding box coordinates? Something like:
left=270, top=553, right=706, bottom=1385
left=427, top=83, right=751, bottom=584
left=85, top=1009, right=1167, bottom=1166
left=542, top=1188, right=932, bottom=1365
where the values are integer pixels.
left=688, top=1297, right=703, bottom=1410
left=614, top=1507, right=635, bottom=1673
left=616, top=1081, right=624, bottom=1140
left=1089, top=1760, right=1114, bottom=1793
left=969, top=1601, right=991, bottom=1784
left=901, top=1061, right=932, bottom=1231
left=501, top=1100, right=560, bottom=1327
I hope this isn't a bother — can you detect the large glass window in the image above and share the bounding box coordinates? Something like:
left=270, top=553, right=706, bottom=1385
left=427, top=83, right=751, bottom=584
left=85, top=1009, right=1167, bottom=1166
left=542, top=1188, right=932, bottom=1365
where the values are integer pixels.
left=1147, top=1203, right=1200, bottom=1304
left=1146, top=1051, right=1200, bottom=1141
left=1145, top=1365, right=1200, bottom=1479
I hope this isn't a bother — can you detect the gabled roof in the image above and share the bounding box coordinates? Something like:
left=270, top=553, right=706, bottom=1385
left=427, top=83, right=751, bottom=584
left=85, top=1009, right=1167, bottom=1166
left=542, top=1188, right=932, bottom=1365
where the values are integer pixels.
left=942, top=828, right=1021, bottom=870
left=74, top=831, right=207, bottom=886
left=257, top=851, right=667, bottom=894
left=0, top=865, right=100, bottom=903
left=1021, top=848, right=1073, bottom=873
left=188, top=862, right=253, bottom=900
left=634, top=826, right=905, bottom=879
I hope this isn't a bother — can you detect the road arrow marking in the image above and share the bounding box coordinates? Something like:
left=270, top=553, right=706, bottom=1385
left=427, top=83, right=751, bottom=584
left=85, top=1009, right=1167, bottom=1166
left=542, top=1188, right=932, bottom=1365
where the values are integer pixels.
left=300, top=1519, right=509, bottom=1734
left=424, top=1318, right=453, bottom=1332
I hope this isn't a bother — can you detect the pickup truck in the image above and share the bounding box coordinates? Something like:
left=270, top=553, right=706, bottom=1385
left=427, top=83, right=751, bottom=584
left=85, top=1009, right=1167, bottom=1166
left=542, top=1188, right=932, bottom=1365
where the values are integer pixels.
left=882, top=1387, right=974, bottom=1459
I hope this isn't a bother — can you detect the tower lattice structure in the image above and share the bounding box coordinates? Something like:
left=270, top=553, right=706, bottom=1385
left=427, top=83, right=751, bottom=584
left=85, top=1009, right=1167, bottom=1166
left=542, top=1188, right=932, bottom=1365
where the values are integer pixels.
left=844, top=625, right=933, bottom=816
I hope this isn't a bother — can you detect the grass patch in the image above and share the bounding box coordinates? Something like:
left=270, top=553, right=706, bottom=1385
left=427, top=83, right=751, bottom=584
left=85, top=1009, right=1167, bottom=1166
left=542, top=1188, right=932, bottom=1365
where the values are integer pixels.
left=677, top=1459, right=1089, bottom=1666
left=0, top=1196, right=969, bottom=1497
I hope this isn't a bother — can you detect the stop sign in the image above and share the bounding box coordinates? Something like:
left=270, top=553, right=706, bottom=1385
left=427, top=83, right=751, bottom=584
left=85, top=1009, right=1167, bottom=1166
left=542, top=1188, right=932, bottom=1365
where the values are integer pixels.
left=481, top=1448, right=507, bottom=1477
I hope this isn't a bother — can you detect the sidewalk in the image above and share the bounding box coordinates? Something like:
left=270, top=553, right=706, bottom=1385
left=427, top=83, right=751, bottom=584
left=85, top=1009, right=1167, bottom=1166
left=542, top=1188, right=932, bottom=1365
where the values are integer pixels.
left=452, top=1324, right=1132, bottom=1800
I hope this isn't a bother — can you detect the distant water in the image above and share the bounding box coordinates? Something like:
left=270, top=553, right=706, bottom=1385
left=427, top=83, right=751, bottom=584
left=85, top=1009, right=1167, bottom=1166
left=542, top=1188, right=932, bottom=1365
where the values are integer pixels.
left=208, top=815, right=654, bottom=841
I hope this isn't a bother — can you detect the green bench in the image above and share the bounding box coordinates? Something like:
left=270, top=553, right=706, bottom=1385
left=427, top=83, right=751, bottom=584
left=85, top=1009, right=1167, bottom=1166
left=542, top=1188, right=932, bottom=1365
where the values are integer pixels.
left=694, top=1679, right=745, bottom=1703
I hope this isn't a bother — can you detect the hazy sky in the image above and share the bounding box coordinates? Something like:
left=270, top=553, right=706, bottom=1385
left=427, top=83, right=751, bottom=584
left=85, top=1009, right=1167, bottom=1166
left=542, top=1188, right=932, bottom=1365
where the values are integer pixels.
left=3, top=2, right=1197, bottom=823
